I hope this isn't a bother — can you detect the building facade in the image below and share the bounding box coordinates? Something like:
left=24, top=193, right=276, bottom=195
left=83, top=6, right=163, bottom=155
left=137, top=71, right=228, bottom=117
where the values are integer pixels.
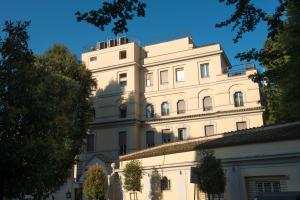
left=80, top=36, right=263, bottom=166
left=119, top=121, right=300, bottom=200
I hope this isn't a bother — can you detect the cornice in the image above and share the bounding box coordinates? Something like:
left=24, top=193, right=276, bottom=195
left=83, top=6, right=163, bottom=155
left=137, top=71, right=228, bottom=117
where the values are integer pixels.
left=142, top=50, right=223, bottom=68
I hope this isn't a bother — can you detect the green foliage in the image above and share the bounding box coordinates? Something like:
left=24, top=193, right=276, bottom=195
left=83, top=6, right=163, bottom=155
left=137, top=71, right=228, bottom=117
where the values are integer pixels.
left=0, top=21, right=96, bottom=199
left=196, top=150, right=226, bottom=199
left=83, top=165, right=108, bottom=200
left=123, top=160, right=143, bottom=192
left=76, top=0, right=146, bottom=35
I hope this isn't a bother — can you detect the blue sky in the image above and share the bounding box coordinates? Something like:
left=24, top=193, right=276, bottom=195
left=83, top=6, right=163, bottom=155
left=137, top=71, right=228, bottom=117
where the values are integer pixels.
left=0, top=0, right=278, bottom=67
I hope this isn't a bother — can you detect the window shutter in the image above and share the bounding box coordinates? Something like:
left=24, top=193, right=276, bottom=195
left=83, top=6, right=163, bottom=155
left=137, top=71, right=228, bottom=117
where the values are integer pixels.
left=236, top=121, right=247, bottom=130
left=146, top=73, right=153, bottom=86
left=177, top=100, right=186, bottom=114
left=205, top=125, right=214, bottom=136
left=160, top=70, right=168, bottom=84
left=119, top=131, right=126, bottom=145
left=203, top=96, right=212, bottom=111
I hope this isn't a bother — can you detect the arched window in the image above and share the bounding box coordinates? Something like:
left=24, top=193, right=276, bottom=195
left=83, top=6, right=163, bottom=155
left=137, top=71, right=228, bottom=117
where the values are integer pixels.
left=234, top=91, right=244, bottom=107
left=177, top=100, right=186, bottom=114
left=146, top=104, right=154, bottom=118
left=161, top=102, right=169, bottom=116
left=119, top=104, right=127, bottom=118
left=203, top=96, right=212, bottom=111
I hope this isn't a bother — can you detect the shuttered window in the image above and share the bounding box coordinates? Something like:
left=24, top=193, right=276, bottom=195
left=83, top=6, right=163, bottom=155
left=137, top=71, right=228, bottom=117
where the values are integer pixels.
left=146, top=131, right=155, bottom=147
left=146, top=73, right=153, bottom=87
left=205, top=125, right=214, bottom=136
left=236, top=121, right=247, bottom=130
left=177, top=100, right=186, bottom=114
left=160, top=70, right=168, bottom=84
left=178, top=128, right=188, bottom=141
left=162, top=129, right=171, bottom=143
left=119, top=131, right=127, bottom=155
left=245, top=176, right=288, bottom=200
left=203, top=96, right=213, bottom=111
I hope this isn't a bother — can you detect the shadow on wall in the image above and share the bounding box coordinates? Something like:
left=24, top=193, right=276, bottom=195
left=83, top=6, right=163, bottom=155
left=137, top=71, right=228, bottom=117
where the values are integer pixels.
left=108, top=172, right=123, bottom=200
left=150, top=168, right=162, bottom=200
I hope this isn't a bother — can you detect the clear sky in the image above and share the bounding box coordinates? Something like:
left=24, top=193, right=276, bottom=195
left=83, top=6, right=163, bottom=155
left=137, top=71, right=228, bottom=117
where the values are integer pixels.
left=0, top=0, right=278, bottom=67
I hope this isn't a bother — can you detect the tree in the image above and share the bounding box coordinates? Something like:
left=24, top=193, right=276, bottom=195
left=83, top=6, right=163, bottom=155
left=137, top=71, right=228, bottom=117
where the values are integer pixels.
left=123, top=160, right=143, bottom=200
left=196, top=150, right=226, bottom=200
left=75, top=0, right=146, bottom=35
left=0, top=21, right=96, bottom=199
left=83, top=165, right=108, bottom=200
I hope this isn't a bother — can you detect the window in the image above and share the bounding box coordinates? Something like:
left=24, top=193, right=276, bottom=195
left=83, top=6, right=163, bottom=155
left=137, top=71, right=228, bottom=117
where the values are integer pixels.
left=162, top=129, right=171, bottom=143
left=178, top=128, right=187, bottom=141
left=176, top=68, right=184, bottom=82
left=236, top=121, right=247, bottom=130
left=246, top=176, right=287, bottom=200
left=205, top=125, right=214, bottom=136
left=86, top=134, right=94, bottom=152
left=177, top=100, right=186, bottom=114
left=203, top=96, right=213, bottom=111
left=146, top=104, right=154, bottom=118
left=146, top=73, right=153, bottom=87
left=234, top=91, right=244, bottom=107
left=160, top=70, right=168, bottom=84
left=119, top=50, right=127, bottom=59
left=146, top=131, right=155, bottom=147
left=200, top=63, right=209, bottom=78
left=119, top=73, right=127, bottom=89
left=161, top=176, right=171, bottom=190
left=161, top=102, right=169, bottom=116
left=90, top=56, right=97, bottom=62
left=119, top=104, right=127, bottom=118
left=119, top=131, right=126, bottom=155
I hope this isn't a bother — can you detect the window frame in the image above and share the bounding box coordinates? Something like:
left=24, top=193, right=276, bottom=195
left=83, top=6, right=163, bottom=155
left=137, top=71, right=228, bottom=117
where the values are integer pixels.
left=204, top=125, right=214, bottom=136
left=234, top=91, right=244, bottom=107
left=203, top=96, right=213, bottom=111
left=90, top=56, right=97, bottom=62
left=160, top=70, right=169, bottom=85
left=145, top=104, right=154, bottom=118
left=119, top=50, right=127, bottom=59
left=119, top=73, right=127, bottom=89
left=162, top=129, right=171, bottom=143
left=175, top=68, right=184, bottom=82
left=119, top=131, right=127, bottom=155
left=178, top=128, right=187, bottom=141
left=119, top=104, right=127, bottom=118
left=200, top=63, right=209, bottom=78
left=177, top=100, right=186, bottom=114
left=145, top=72, right=153, bottom=87
left=161, top=101, right=170, bottom=116
left=146, top=131, right=155, bottom=148
left=236, top=121, right=247, bottom=130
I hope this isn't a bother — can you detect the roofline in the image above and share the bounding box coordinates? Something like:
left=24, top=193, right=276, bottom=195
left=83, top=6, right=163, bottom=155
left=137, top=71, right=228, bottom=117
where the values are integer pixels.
left=120, top=121, right=300, bottom=161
